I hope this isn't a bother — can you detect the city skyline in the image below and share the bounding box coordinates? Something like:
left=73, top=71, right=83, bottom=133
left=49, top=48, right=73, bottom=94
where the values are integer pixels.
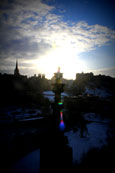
left=0, top=0, right=115, bottom=79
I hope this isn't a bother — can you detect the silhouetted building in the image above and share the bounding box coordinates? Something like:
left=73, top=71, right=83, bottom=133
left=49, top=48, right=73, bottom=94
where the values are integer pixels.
left=53, top=67, right=65, bottom=103
left=38, top=73, right=42, bottom=78
left=42, top=74, right=45, bottom=79
left=76, top=72, right=94, bottom=81
left=14, top=60, right=20, bottom=76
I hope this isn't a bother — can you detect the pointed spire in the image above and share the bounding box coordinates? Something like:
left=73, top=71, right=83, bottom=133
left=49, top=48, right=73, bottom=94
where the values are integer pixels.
left=14, top=59, right=20, bottom=76
left=16, top=59, right=18, bottom=69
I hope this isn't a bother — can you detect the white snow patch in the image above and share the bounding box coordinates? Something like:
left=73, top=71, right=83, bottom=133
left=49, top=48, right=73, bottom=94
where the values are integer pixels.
left=85, top=87, right=111, bottom=98
left=43, top=91, right=55, bottom=102
left=84, top=113, right=111, bottom=123
left=1, top=108, right=42, bottom=122
left=65, top=120, right=108, bottom=164
left=43, top=91, right=68, bottom=102
left=61, top=92, right=69, bottom=97
left=19, top=117, right=43, bottom=122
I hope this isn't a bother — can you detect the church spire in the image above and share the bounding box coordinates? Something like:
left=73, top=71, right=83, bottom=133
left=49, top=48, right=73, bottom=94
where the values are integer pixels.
left=14, top=59, right=20, bottom=76
left=16, top=59, right=18, bottom=69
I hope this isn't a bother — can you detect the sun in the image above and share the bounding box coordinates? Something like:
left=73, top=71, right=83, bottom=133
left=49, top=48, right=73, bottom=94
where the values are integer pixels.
left=35, top=46, right=87, bottom=79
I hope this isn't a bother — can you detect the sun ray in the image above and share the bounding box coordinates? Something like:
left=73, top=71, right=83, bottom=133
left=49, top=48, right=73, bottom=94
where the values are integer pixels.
left=35, top=45, right=87, bottom=79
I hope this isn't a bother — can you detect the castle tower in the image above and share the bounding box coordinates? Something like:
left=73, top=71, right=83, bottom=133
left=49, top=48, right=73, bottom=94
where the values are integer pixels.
left=14, top=59, right=20, bottom=76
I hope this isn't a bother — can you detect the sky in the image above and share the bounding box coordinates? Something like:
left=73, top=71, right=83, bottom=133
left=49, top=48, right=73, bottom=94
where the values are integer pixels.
left=0, top=0, right=115, bottom=79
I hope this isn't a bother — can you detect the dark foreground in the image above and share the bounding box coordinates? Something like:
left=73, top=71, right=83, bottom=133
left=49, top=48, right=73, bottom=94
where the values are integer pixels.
left=0, top=115, right=115, bottom=173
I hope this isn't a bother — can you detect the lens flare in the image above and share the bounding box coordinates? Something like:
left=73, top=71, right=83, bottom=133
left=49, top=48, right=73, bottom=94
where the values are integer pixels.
left=60, top=112, right=63, bottom=120
left=59, top=110, right=65, bottom=131
left=58, top=102, right=63, bottom=105
left=59, top=120, right=65, bottom=131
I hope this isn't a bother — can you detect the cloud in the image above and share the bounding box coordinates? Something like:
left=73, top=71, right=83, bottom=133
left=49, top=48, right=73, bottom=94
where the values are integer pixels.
left=0, top=0, right=115, bottom=76
left=91, top=67, right=115, bottom=77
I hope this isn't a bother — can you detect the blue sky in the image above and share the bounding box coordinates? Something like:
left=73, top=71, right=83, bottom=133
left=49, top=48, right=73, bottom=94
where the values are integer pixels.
left=46, top=0, right=115, bottom=27
left=0, top=0, right=115, bottom=79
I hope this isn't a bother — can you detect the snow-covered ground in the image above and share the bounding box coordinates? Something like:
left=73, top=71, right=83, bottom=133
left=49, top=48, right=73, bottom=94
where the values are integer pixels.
left=43, top=91, right=68, bottom=102
left=65, top=113, right=110, bottom=164
left=19, top=117, right=43, bottom=122
left=84, top=87, right=111, bottom=98
left=84, top=113, right=111, bottom=123
left=8, top=108, right=42, bottom=119
left=0, top=107, right=42, bottom=122
left=10, top=149, right=40, bottom=173
left=1, top=111, right=111, bottom=172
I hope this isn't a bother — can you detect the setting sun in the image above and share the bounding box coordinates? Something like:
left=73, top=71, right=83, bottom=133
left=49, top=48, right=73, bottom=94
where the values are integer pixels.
left=35, top=46, right=87, bottom=79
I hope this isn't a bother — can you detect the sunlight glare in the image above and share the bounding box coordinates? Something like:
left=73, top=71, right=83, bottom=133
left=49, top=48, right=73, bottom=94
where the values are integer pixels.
left=35, top=46, right=87, bottom=79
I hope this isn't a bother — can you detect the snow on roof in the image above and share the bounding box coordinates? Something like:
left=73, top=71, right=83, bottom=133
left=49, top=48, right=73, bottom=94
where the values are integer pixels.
left=43, top=91, right=68, bottom=102
left=84, top=87, right=111, bottom=98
